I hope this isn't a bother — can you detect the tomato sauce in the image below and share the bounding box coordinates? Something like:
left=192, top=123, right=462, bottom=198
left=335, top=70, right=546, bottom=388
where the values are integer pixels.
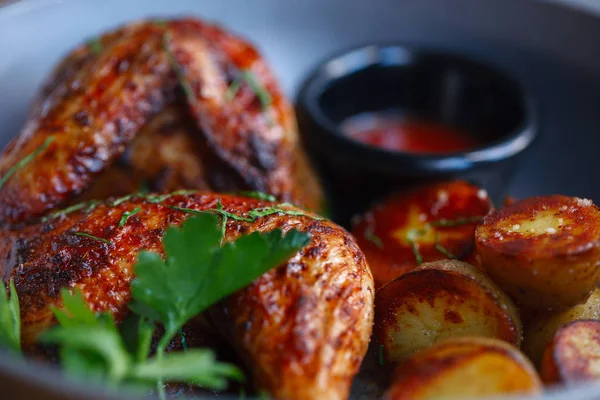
left=341, top=113, right=481, bottom=154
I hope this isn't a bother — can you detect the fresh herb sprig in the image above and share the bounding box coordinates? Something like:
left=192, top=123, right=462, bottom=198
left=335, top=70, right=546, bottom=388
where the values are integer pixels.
left=39, top=213, right=310, bottom=399
left=41, top=289, right=242, bottom=391
left=72, top=232, right=112, bottom=245
left=87, top=38, right=103, bottom=55
left=0, top=279, right=20, bottom=355
left=119, top=207, right=142, bottom=228
left=0, top=137, right=54, bottom=190
left=237, top=191, right=276, bottom=202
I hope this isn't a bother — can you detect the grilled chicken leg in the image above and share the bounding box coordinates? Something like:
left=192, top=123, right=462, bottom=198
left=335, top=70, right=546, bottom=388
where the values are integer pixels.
left=0, top=19, right=323, bottom=224
left=0, top=192, right=373, bottom=400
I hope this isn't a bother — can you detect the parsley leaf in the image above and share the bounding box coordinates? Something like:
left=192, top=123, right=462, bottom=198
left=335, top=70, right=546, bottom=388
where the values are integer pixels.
left=130, top=213, right=310, bottom=349
left=0, top=279, right=21, bottom=355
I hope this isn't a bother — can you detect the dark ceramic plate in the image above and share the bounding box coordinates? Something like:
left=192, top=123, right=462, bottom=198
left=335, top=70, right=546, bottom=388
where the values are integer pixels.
left=1, top=0, right=600, bottom=398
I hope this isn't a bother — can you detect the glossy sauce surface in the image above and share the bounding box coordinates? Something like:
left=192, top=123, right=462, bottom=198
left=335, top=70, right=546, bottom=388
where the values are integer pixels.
left=342, top=112, right=481, bottom=154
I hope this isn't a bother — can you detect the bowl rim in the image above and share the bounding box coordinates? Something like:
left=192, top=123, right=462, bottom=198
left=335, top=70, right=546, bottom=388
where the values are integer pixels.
left=296, top=43, right=540, bottom=174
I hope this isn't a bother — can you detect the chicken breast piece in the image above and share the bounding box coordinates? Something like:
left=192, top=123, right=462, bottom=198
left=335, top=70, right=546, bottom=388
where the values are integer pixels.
left=0, top=192, right=373, bottom=400
left=0, top=18, right=323, bottom=224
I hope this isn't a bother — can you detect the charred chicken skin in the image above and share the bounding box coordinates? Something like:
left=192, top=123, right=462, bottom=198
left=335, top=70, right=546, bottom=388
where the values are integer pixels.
left=0, top=192, right=374, bottom=400
left=0, top=18, right=323, bottom=224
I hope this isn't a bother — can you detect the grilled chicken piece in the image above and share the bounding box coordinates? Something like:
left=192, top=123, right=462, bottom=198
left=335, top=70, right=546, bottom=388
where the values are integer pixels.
left=0, top=18, right=323, bottom=224
left=0, top=192, right=374, bottom=400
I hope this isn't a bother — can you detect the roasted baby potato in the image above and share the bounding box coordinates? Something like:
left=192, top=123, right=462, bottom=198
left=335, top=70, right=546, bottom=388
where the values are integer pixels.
left=476, top=195, right=600, bottom=310
left=375, top=260, right=521, bottom=363
left=353, top=181, right=492, bottom=288
left=523, top=289, right=600, bottom=367
left=384, top=337, right=542, bottom=400
left=540, top=320, right=600, bottom=384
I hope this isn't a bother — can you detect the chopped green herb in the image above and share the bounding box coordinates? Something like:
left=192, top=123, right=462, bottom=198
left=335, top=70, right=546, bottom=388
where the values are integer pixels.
left=434, top=233, right=456, bottom=259
left=72, top=232, right=112, bottom=245
left=406, top=228, right=425, bottom=265
left=139, top=180, right=150, bottom=194
left=145, top=189, right=197, bottom=204
left=0, top=279, right=21, bottom=355
left=112, top=194, right=135, bottom=207
left=364, top=228, right=383, bottom=249
left=430, top=216, right=483, bottom=227
left=119, top=207, right=142, bottom=228
left=162, top=31, right=195, bottom=100
left=237, top=191, right=276, bottom=202
left=378, top=344, right=384, bottom=367
left=0, top=136, right=53, bottom=190
left=169, top=204, right=253, bottom=223
left=224, top=79, right=243, bottom=101
left=240, top=70, right=271, bottom=112
left=87, top=38, right=103, bottom=55
left=42, top=200, right=102, bottom=223
left=248, top=204, right=324, bottom=221
left=129, top=213, right=310, bottom=398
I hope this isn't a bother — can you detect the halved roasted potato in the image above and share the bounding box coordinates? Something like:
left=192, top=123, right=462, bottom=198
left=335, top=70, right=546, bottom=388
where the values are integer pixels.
left=540, top=320, right=600, bottom=384
left=375, top=260, right=521, bottom=363
left=476, top=195, right=600, bottom=310
left=352, top=181, right=492, bottom=288
left=523, top=289, right=600, bottom=368
left=384, top=337, right=542, bottom=400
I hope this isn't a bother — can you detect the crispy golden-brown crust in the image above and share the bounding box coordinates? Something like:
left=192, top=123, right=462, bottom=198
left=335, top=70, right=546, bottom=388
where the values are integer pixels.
left=384, top=337, right=542, bottom=400
left=0, top=192, right=373, bottom=400
left=476, top=195, right=600, bottom=309
left=352, top=181, right=492, bottom=289
left=0, top=18, right=323, bottom=224
left=540, top=320, right=600, bottom=385
left=374, top=260, right=521, bottom=364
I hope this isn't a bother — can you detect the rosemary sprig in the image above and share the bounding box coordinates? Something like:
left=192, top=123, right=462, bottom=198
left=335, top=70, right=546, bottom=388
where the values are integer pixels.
left=72, top=232, right=112, bottom=245
left=0, top=137, right=54, bottom=190
left=118, top=207, right=142, bottom=228
left=224, top=79, right=243, bottom=102
left=248, top=204, right=323, bottom=220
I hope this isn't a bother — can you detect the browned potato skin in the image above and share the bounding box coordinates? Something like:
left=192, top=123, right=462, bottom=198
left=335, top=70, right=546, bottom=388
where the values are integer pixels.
left=0, top=18, right=323, bottom=224
left=476, top=195, right=600, bottom=310
left=523, top=289, right=600, bottom=368
left=352, top=181, right=492, bottom=289
left=384, top=337, right=542, bottom=400
left=540, top=320, right=600, bottom=384
left=375, top=260, right=521, bottom=364
left=0, top=192, right=373, bottom=400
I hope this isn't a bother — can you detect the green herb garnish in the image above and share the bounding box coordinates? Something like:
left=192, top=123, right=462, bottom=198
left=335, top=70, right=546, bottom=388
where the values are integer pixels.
left=87, top=38, right=103, bottom=55
left=0, top=137, right=53, bottom=190
left=42, top=289, right=241, bottom=392
left=130, top=213, right=310, bottom=398
left=429, top=216, right=483, bottom=227
left=162, top=31, right=195, bottom=100
left=38, top=214, right=309, bottom=399
left=0, top=279, right=20, bottom=355
left=406, top=228, right=425, bottom=265
left=237, top=191, right=276, bottom=202
left=248, top=204, right=323, bottom=220
left=364, top=228, right=383, bottom=249
left=434, top=233, right=456, bottom=259
left=239, top=70, right=271, bottom=112
left=224, top=79, right=243, bottom=102
left=378, top=344, right=384, bottom=367
left=119, top=207, right=142, bottom=228
left=72, top=232, right=112, bottom=245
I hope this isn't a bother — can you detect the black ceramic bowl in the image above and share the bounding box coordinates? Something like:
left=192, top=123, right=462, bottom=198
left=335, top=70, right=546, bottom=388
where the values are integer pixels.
left=296, top=44, right=538, bottom=224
